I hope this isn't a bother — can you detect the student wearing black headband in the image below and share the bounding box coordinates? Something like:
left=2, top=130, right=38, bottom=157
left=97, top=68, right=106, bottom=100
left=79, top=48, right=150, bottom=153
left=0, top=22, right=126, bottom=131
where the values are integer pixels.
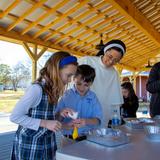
left=78, top=39, right=126, bottom=126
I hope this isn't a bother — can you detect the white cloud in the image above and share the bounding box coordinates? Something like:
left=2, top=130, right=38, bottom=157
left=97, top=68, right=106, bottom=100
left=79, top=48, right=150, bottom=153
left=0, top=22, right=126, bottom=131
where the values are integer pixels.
left=0, top=40, right=31, bottom=67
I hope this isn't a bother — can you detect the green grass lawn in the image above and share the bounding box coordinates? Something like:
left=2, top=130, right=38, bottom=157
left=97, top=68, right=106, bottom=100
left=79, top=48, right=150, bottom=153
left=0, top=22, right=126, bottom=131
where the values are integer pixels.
left=0, top=90, right=149, bottom=113
left=0, top=90, right=24, bottom=113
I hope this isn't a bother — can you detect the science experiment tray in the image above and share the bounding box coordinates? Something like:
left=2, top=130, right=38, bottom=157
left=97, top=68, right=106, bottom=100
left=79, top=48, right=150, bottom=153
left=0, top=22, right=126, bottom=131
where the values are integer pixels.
left=124, top=118, right=155, bottom=129
left=87, top=128, right=130, bottom=147
left=144, top=125, right=160, bottom=141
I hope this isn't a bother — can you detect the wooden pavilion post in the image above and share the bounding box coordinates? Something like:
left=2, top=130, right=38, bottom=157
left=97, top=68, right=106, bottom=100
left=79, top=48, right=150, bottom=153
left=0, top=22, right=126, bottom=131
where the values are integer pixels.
left=116, top=67, right=123, bottom=83
left=133, top=72, right=137, bottom=93
left=22, top=42, right=48, bottom=82
left=132, top=72, right=140, bottom=93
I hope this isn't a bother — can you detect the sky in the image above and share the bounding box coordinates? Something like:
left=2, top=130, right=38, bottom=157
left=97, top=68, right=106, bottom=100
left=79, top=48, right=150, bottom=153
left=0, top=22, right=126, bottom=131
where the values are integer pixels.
left=0, top=40, right=31, bottom=67
left=0, top=40, right=53, bottom=69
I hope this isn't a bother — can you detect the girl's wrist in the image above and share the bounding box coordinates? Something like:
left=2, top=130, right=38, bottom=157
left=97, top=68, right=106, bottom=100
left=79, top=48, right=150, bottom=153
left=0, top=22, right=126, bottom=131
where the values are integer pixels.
left=40, top=119, right=47, bottom=128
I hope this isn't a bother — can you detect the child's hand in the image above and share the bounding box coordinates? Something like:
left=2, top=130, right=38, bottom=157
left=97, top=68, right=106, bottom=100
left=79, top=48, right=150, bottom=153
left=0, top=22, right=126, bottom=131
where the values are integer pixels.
left=61, top=120, right=74, bottom=129
left=67, top=121, right=74, bottom=127
left=41, top=120, right=62, bottom=132
left=73, top=119, right=86, bottom=128
left=60, top=108, right=75, bottom=118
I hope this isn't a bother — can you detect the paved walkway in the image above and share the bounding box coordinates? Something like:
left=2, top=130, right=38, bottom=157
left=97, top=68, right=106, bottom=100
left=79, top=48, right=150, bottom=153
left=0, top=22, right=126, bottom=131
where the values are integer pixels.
left=0, top=131, right=15, bottom=160
left=0, top=113, right=63, bottom=159
left=0, top=113, right=17, bottom=160
left=0, top=113, right=17, bottom=133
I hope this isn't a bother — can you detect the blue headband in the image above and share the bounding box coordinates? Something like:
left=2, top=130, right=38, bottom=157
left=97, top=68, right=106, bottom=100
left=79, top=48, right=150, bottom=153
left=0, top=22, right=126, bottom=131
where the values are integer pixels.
left=59, top=56, right=77, bottom=68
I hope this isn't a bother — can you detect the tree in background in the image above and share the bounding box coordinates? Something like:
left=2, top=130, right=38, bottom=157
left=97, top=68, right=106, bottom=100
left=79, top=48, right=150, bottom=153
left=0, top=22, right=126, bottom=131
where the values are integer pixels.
left=10, top=62, right=30, bottom=91
left=0, top=52, right=52, bottom=91
left=0, top=64, right=11, bottom=86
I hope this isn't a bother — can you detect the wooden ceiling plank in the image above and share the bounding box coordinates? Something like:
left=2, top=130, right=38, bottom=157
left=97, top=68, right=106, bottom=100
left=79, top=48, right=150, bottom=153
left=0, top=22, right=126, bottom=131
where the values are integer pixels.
left=108, top=0, right=160, bottom=46
left=0, top=0, right=21, bottom=18
left=70, top=18, right=127, bottom=50
left=33, top=0, right=90, bottom=39
left=114, top=27, right=157, bottom=53
left=133, top=51, right=160, bottom=67
left=146, top=10, right=158, bottom=19
left=0, top=26, right=87, bottom=57
left=73, top=23, right=151, bottom=52
left=127, top=41, right=154, bottom=51
left=2, top=11, right=65, bottom=39
left=77, top=23, right=135, bottom=52
left=45, top=2, right=113, bottom=44
left=61, top=13, right=120, bottom=47
left=127, top=46, right=156, bottom=58
left=83, top=28, right=154, bottom=59
left=7, top=0, right=47, bottom=31
left=44, top=1, right=107, bottom=41
left=141, top=4, right=155, bottom=14
left=116, top=63, right=136, bottom=72
left=53, top=12, right=116, bottom=46
left=79, top=26, right=136, bottom=54
left=21, top=0, right=68, bottom=35
left=124, top=52, right=151, bottom=63
left=24, top=0, right=51, bottom=11
left=125, top=48, right=160, bottom=65
left=134, top=0, right=151, bottom=10
left=24, top=1, right=85, bottom=40
left=125, top=35, right=155, bottom=52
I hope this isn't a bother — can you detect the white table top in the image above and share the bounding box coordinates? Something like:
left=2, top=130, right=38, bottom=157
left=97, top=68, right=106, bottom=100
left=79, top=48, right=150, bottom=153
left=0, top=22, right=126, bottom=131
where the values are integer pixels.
left=56, top=126, right=160, bottom=160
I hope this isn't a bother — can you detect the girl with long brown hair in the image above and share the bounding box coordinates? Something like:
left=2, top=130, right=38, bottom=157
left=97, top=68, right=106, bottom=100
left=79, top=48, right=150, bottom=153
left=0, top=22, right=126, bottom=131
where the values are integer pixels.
left=10, top=51, right=78, bottom=160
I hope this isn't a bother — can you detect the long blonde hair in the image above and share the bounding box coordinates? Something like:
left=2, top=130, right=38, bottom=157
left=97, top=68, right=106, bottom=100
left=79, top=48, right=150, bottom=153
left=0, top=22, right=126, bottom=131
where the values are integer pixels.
left=37, top=51, right=77, bottom=104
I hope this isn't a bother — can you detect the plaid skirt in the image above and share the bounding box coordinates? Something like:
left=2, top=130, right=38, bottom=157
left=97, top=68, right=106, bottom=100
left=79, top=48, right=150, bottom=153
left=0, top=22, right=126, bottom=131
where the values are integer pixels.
left=11, top=127, right=57, bottom=160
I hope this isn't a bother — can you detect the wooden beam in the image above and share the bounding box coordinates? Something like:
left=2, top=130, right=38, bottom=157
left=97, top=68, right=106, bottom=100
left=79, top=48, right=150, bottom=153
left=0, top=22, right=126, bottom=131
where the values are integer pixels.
left=108, top=0, right=160, bottom=46
left=126, top=43, right=155, bottom=54
left=0, top=32, right=54, bottom=53
left=22, top=42, right=35, bottom=61
left=132, top=48, right=160, bottom=67
left=32, top=60, right=37, bottom=82
left=136, top=67, right=152, bottom=72
left=7, top=0, right=47, bottom=31
left=78, top=23, right=135, bottom=53
left=44, top=1, right=107, bottom=41
left=22, top=43, right=48, bottom=81
left=22, top=42, right=38, bottom=81
left=132, top=72, right=137, bottom=92
left=0, top=0, right=21, bottom=18
left=0, top=26, right=86, bottom=57
left=116, top=67, right=123, bottom=77
left=33, top=44, right=38, bottom=55
left=33, top=0, right=90, bottom=39
left=1, top=11, right=65, bottom=44
left=73, top=18, right=127, bottom=51
left=21, top=0, right=68, bottom=35
left=116, top=63, right=136, bottom=72
left=24, top=0, right=51, bottom=12
left=37, top=47, right=48, bottom=59
left=62, top=13, right=120, bottom=48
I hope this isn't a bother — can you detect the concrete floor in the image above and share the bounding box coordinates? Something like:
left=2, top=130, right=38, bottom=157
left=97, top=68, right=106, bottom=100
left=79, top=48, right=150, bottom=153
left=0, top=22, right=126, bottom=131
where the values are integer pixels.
left=0, top=113, right=63, bottom=160
left=0, top=132, right=15, bottom=160
left=0, top=113, right=17, bottom=160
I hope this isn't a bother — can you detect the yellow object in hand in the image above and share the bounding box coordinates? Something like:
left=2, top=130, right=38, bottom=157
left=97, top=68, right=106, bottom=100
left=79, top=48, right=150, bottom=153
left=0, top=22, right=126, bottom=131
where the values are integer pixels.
left=72, top=127, right=78, bottom=140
